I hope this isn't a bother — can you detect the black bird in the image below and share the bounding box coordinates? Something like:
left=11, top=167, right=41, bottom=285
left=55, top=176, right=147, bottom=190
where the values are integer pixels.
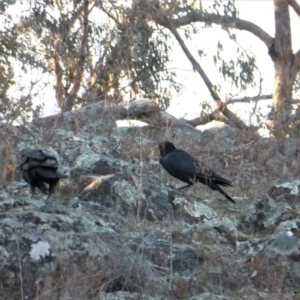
left=19, top=149, right=67, bottom=201
left=159, top=141, right=235, bottom=203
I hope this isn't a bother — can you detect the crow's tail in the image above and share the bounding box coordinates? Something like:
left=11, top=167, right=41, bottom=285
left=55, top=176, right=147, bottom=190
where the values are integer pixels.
left=213, top=184, right=236, bottom=203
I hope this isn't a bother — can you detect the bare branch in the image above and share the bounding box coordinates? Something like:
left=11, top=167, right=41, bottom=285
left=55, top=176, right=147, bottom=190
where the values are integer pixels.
left=216, top=100, right=248, bottom=130
left=53, top=53, right=65, bottom=109
left=150, top=3, right=274, bottom=49
left=99, top=2, right=123, bottom=28
left=31, top=99, right=160, bottom=131
left=152, top=3, right=248, bottom=130
left=30, top=99, right=249, bottom=132
left=69, top=2, right=87, bottom=30
left=226, top=94, right=273, bottom=104
left=161, top=12, right=219, bottom=100
left=226, top=94, right=300, bottom=105
left=139, top=111, right=199, bottom=131
left=285, top=0, right=300, bottom=17
left=185, top=109, right=232, bottom=127
left=63, top=0, right=91, bottom=111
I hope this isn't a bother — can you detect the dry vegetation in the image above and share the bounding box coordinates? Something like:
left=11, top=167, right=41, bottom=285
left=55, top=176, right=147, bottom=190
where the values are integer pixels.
left=1, top=107, right=300, bottom=299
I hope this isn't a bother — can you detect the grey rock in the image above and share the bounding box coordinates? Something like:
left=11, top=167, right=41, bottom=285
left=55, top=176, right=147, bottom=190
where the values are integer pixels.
left=3, top=104, right=300, bottom=298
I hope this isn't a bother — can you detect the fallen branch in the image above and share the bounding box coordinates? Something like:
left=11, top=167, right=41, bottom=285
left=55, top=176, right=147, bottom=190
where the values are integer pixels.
left=27, top=99, right=252, bottom=132
left=31, top=99, right=160, bottom=131
left=185, top=109, right=232, bottom=127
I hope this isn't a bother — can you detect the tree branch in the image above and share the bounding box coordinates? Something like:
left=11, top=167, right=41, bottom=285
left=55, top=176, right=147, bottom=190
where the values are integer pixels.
left=226, top=94, right=273, bottom=104
left=139, top=110, right=199, bottom=131
left=63, top=0, right=90, bottom=111
left=162, top=12, right=219, bottom=101
left=151, top=3, right=274, bottom=49
left=152, top=3, right=248, bottom=130
left=185, top=109, right=232, bottom=127
left=285, top=0, right=300, bottom=17
left=226, top=94, right=300, bottom=105
left=216, top=100, right=248, bottom=130
left=30, top=99, right=250, bottom=132
left=31, top=99, right=160, bottom=131
left=53, top=52, right=65, bottom=109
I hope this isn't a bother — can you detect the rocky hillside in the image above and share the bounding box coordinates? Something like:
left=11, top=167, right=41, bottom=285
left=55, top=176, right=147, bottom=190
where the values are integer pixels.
left=1, top=100, right=300, bottom=299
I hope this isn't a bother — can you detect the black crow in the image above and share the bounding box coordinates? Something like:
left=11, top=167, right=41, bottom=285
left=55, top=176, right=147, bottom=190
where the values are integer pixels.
left=159, top=141, right=235, bottom=203
left=19, top=149, right=67, bottom=201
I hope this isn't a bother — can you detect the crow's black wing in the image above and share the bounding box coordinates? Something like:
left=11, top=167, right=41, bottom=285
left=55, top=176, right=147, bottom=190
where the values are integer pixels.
left=161, top=149, right=235, bottom=203
left=19, top=150, right=59, bottom=170
left=161, top=150, right=206, bottom=184
left=164, top=150, right=210, bottom=177
left=19, top=154, right=29, bottom=168
left=33, top=168, right=66, bottom=180
left=25, top=150, right=56, bottom=161
left=21, top=159, right=58, bottom=171
left=165, top=150, right=232, bottom=187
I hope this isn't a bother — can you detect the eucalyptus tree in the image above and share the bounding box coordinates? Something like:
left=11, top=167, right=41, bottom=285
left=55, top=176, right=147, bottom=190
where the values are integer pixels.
left=0, top=1, right=44, bottom=124
left=3, top=0, right=179, bottom=112
left=143, top=0, right=300, bottom=137
left=2, top=0, right=300, bottom=138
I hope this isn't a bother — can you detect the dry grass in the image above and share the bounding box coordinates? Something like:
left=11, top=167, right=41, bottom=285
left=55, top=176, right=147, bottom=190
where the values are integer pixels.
left=2, top=117, right=300, bottom=299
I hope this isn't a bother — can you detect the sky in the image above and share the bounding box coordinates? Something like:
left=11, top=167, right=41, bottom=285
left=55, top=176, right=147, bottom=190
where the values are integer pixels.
left=5, top=1, right=300, bottom=128
left=166, top=0, right=299, bottom=127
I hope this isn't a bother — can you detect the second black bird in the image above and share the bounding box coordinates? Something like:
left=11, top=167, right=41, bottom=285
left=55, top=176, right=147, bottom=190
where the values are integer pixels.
left=19, top=149, right=67, bottom=201
left=159, top=141, right=235, bottom=203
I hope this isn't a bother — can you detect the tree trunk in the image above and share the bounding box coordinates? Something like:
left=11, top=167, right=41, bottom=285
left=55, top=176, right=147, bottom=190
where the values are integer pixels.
left=271, top=0, right=297, bottom=138
left=272, top=60, right=297, bottom=138
left=152, top=2, right=248, bottom=130
left=62, top=0, right=90, bottom=112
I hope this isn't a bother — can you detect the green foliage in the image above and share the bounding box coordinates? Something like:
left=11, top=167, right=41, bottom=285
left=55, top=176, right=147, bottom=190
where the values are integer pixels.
left=92, top=0, right=181, bottom=109
left=0, top=3, right=44, bottom=123
left=0, top=0, right=182, bottom=114
left=0, top=0, right=267, bottom=123
left=0, top=64, right=43, bottom=125
left=211, top=0, right=238, bottom=19
left=213, top=38, right=258, bottom=91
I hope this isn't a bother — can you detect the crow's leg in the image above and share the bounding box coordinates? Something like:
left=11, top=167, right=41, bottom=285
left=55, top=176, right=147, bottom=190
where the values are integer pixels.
left=177, top=184, right=192, bottom=190
left=44, top=181, right=58, bottom=201
left=29, top=184, right=36, bottom=198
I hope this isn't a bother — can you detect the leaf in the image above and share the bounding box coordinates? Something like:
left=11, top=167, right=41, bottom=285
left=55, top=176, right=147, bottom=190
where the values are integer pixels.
left=213, top=55, right=217, bottom=65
